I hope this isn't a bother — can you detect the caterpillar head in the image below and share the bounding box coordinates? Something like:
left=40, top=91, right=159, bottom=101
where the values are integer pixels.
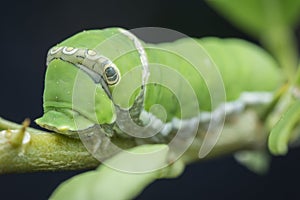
left=35, top=28, right=146, bottom=137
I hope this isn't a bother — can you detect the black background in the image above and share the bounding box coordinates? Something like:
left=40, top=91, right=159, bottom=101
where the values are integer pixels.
left=1, top=0, right=300, bottom=199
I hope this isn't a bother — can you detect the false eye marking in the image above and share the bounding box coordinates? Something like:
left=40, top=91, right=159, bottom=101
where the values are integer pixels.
left=62, top=47, right=78, bottom=55
left=46, top=46, right=121, bottom=87
left=103, top=64, right=120, bottom=85
left=85, top=49, right=99, bottom=58
left=49, top=46, right=63, bottom=55
left=87, top=49, right=97, bottom=56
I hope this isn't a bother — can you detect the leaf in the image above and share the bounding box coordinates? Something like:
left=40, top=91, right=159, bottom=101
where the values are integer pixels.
left=206, top=0, right=300, bottom=37
left=268, top=101, right=300, bottom=155
left=50, top=144, right=185, bottom=200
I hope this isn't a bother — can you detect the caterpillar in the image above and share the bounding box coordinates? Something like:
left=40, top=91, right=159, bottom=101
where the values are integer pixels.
left=35, top=27, right=282, bottom=162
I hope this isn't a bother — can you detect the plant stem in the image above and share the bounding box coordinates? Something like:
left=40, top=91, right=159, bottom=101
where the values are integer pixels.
left=0, top=109, right=268, bottom=174
left=0, top=117, right=99, bottom=174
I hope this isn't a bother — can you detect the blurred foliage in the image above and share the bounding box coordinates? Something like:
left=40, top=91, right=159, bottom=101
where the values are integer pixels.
left=207, top=0, right=300, bottom=37
left=207, top=0, right=300, bottom=79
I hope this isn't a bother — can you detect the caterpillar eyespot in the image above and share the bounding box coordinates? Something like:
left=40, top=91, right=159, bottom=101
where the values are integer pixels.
left=103, top=64, right=120, bottom=85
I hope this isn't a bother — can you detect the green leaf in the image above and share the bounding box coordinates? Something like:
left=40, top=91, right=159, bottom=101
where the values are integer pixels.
left=50, top=144, right=184, bottom=200
left=206, top=0, right=300, bottom=37
left=268, top=101, right=300, bottom=155
left=206, top=0, right=300, bottom=80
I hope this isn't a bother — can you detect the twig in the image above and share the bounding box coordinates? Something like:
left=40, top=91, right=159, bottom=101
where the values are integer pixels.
left=0, top=109, right=267, bottom=174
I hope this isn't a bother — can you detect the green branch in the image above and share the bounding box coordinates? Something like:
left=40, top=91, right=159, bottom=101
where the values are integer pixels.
left=0, top=109, right=267, bottom=174
left=0, top=117, right=99, bottom=174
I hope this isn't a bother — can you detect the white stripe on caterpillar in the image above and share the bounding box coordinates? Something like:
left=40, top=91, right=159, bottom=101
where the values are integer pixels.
left=118, top=28, right=149, bottom=86
left=140, top=91, right=274, bottom=137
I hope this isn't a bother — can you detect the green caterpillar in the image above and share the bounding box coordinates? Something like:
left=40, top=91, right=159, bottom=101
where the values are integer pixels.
left=36, top=28, right=282, bottom=160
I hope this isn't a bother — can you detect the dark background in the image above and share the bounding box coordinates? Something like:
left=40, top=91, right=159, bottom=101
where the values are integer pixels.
left=1, top=0, right=300, bottom=199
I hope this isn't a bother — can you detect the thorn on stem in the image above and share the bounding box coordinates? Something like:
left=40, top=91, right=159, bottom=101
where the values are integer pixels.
left=10, top=118, right=31, bottom=147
